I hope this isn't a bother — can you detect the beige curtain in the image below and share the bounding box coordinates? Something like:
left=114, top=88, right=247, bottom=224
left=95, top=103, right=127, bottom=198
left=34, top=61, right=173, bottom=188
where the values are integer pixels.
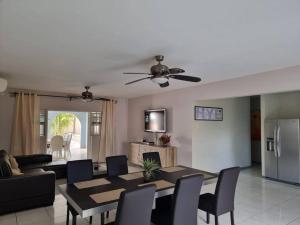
left=99, top=100, right=116, bottom=162
left=10, top=93, right=40, bottom=155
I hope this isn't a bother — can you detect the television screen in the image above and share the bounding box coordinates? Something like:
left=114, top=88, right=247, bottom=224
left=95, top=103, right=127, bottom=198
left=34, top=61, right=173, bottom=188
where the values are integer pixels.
left=144, top=109, right=167, bottom=133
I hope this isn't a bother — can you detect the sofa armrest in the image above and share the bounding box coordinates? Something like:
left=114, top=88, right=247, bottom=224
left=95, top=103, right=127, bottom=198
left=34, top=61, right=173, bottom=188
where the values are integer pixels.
left=0, top=170, right=56, bottom=203
left=15, top=154, right=53, bottom=167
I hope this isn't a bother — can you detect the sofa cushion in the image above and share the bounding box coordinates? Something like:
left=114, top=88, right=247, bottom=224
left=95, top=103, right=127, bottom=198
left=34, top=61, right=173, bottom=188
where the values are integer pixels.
left=22, top=168, right=45, bottom=174
left=0, top=169, right=55, bottom=204
left=15, top=154, right=52, bottom=167
left=13, top=154, right=67, bottom=179
left=18, top=159, right=67, bottom=179
left=20, top=160, right=66, bottom=170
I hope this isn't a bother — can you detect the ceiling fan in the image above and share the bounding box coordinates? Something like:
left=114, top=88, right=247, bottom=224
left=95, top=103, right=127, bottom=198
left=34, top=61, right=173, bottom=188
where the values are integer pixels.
left=69, top=86, right=106, bottom=102
left=124, top=55, right=202, bottom=88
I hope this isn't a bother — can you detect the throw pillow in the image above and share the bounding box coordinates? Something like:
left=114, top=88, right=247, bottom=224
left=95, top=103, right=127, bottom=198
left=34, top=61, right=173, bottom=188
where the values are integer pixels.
left=9, top=155, right=23, bottom=176
left=11, top=168, right=23, bottom=176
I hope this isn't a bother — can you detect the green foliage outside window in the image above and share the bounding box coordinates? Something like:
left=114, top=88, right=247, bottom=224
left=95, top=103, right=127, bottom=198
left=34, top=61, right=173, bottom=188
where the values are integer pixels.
left=51, top=113, right=76, bottom=136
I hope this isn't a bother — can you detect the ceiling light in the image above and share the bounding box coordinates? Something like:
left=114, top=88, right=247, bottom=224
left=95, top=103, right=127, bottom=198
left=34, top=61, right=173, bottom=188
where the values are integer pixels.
left=151, top=77, right=168, bottom=84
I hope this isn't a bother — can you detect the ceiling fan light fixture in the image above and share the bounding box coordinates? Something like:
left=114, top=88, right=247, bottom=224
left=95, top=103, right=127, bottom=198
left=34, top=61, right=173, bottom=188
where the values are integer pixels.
left=82, top=97, right=93, bottom=102
left=0, top=78, right=8, bottom=92
left=151, top=77, right=168, bottom=84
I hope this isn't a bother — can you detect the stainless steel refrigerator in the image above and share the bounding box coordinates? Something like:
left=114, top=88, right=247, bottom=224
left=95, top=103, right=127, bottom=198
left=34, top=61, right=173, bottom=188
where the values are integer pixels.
left=265, top=119, right=300, bottom=183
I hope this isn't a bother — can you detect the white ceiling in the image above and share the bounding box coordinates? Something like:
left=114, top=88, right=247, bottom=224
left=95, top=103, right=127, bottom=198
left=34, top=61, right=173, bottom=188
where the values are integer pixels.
left=0, top=0, right=300, bottom=98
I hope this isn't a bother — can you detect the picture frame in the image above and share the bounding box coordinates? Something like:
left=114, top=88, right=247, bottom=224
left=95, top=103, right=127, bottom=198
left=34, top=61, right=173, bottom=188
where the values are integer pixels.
left=194, top=106, right=223, bottom=121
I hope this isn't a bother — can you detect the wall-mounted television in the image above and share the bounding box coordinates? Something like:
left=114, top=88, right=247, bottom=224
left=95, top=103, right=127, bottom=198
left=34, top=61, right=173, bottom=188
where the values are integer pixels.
left=144, top=109, right=167, bottom=133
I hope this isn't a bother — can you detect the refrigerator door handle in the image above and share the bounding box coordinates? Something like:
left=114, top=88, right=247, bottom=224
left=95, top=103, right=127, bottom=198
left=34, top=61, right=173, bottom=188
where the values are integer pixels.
left=277, top=126, right=281, bottom=157
left=274, top=126, right=277, bottom=157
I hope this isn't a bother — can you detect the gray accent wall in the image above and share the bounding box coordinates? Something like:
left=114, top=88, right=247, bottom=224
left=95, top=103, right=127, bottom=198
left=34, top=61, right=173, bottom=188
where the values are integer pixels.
left=192, top=97, right=251, bottom=173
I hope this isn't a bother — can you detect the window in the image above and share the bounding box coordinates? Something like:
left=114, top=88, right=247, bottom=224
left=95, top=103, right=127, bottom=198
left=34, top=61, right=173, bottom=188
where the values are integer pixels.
left=40, top=111, right=46, bottom=136
left=90, top=112, right=101, bottom=136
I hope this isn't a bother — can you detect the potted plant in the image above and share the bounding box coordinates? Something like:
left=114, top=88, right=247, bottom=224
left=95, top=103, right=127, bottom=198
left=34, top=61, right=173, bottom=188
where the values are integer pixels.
left=159, top=134, right=171, bottom=146
left=142, top=159, right=160, bottom=182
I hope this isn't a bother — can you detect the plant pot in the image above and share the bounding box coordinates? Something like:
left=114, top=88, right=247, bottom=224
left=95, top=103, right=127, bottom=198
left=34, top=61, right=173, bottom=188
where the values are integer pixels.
left=143, top=171, right=153, bottom=182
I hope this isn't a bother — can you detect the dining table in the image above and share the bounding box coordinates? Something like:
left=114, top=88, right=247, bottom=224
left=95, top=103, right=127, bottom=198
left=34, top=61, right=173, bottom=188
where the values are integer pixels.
left=58, top=165, right=217, bottom=225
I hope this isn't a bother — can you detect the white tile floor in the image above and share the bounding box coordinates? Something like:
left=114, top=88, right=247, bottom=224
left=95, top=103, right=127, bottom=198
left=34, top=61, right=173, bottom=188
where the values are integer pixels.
left=1, top=166, right=300, bottom=225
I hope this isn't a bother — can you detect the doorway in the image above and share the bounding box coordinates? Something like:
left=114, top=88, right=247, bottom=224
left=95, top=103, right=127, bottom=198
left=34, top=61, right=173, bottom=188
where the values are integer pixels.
left=250, top=96, right=261, bottom=167
left=47, top=111, right=89, bottom=160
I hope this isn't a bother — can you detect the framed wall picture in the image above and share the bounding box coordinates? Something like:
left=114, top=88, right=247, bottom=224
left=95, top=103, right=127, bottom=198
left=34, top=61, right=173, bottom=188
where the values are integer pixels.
left=194, top=106, right=223, bottom=121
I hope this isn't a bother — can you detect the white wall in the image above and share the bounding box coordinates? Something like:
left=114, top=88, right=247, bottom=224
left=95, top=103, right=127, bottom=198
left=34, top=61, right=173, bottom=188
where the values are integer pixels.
left=115, top=98, right=129, bottom=155
left=261, top=90, right=300, bottom=175
left=0, top=95, right=15, bottom=151
left=192, top=97, right=251, bottom=173
left=128, top=93, right=194, bottom=165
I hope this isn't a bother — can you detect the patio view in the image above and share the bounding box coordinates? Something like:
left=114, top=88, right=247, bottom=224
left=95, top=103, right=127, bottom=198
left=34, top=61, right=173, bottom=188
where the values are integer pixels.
left=47, top=111, right=88, bottom=160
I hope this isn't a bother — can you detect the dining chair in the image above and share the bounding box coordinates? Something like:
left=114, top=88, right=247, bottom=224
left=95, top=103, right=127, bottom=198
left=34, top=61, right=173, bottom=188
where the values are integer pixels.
left=106, top=185, right=156, bottom=225
left=63, top=133, right=72, bottom=159
left=106, top=155, right=128, bottom=177
left=151, top=174, right=204, bottom=225
left=66, top=160, right=93, bottom=225
left=198, top=167, right=240, bottom=225
left=143, top=152, right=162, bottom=168
left=105, top=155, right=129, bottom=218
left=50, top=135, right=64, bottom=159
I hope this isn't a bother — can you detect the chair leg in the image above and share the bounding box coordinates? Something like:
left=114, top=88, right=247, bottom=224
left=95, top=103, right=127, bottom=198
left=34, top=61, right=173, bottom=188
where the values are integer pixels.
left=206, top=212, right=210, bottom=224
left=230, top=211, right=235, bottom=225
left=215, top=216, right=219, bottom=225
left=89, top=216, right=92, bottom=224
left=72, top=215, right=77, bottom=225
left=66, top=207, right=69, bottom=225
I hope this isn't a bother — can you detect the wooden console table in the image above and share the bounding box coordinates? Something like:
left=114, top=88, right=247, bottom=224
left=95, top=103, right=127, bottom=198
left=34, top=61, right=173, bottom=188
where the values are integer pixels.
left=128, top=142, right=177, bottom=167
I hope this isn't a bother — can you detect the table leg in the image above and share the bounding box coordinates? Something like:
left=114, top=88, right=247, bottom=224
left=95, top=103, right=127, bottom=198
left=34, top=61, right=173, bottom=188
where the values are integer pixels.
left=66, top=208, right=69, bottom=225
left=101, top=213, right=105, bottom=225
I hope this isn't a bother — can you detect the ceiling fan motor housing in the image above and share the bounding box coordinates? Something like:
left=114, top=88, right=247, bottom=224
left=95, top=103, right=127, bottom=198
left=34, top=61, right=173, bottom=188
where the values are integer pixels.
left=82, top=91, right=93, bottom=99
left=151, top=64, right=169, bottom=76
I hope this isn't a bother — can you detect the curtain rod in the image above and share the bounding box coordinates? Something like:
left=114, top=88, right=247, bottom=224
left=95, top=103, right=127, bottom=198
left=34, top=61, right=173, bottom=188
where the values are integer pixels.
left=9, top=92, right=114, bottom=102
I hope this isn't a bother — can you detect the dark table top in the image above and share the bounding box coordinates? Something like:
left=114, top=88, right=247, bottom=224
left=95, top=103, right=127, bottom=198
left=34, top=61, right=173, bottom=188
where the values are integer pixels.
left=58, top=166, right=217, bottom=218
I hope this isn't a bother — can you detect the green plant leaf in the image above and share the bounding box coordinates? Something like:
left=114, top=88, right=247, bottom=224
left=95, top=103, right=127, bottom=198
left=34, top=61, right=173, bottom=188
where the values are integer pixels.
left=142, top=159, right=160, bottom=175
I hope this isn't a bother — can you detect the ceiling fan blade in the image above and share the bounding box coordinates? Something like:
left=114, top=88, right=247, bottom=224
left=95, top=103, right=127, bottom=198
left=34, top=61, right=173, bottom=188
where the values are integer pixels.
left=125, top=77, right=151, bottom=85
left=159, top=81, right=169, bottom=88
left=168, top=68, right=185, bottom=74
left=68, top=96, right=82, bottom=99
left=169, top=75, right=201, bottom=82
left=123, top=72, right=151, bottom=75
left=93, top=97, right=110, bottom=101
